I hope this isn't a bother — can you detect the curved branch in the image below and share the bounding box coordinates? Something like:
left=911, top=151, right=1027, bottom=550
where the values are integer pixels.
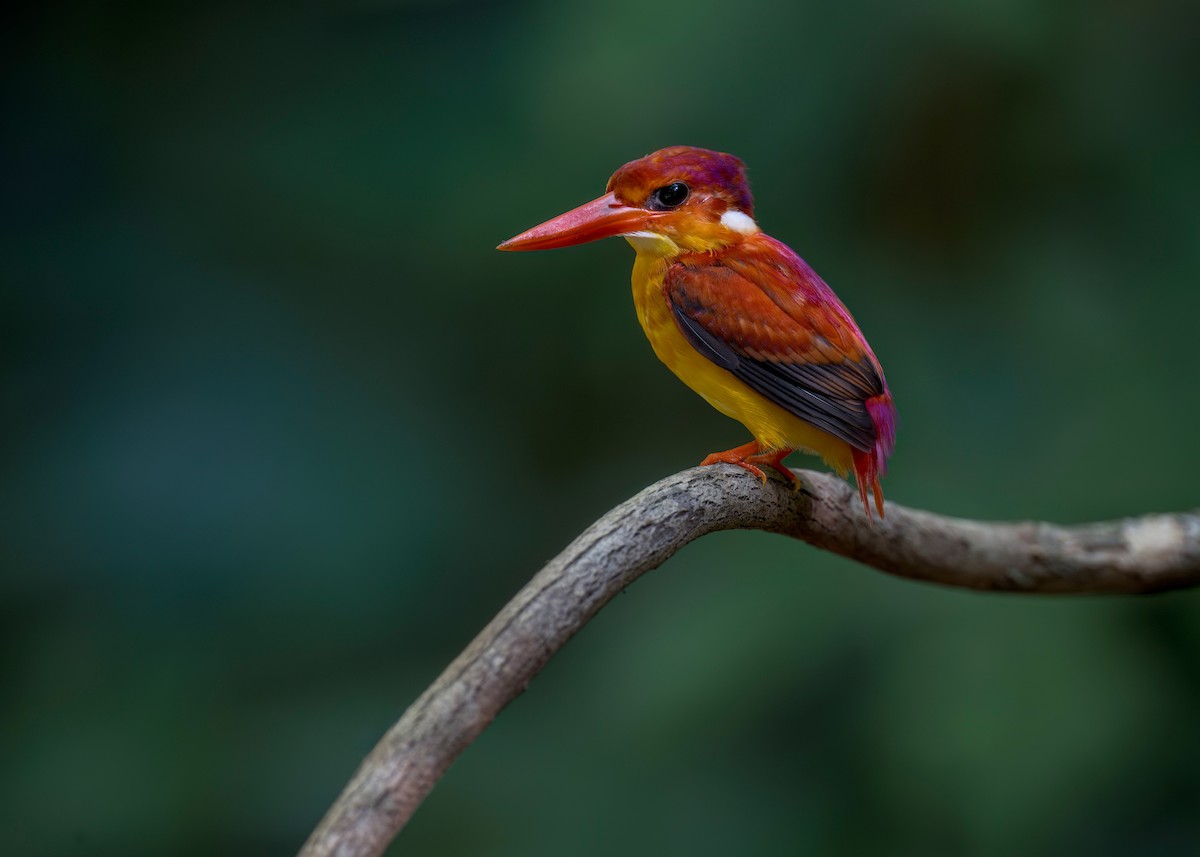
left=299, top=466, right=1200, bottom=857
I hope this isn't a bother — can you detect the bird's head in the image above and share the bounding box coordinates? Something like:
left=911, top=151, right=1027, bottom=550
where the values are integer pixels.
left=498, top=146, right=758, bottom=256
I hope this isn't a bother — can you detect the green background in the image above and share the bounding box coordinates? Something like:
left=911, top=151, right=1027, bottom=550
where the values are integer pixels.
left=5, top=2, right=1200, bottom=855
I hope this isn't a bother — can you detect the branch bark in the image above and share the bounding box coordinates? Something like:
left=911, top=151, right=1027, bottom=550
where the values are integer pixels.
left=299, top=466, right=1200, bottom=857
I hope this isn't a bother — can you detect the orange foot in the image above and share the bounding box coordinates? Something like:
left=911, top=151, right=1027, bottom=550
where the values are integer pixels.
left=700, top=441, right=798, bottom=489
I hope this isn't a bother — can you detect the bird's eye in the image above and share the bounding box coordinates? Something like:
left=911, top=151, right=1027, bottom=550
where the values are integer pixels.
left=650, top=181, right=690, bottom=209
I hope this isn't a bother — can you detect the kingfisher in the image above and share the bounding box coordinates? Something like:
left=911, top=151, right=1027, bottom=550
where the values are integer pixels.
left=498, top=146, right=896, bottom=517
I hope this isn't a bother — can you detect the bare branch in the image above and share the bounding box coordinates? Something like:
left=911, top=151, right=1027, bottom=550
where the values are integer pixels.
left=299, top=466, right=1200, bottom=857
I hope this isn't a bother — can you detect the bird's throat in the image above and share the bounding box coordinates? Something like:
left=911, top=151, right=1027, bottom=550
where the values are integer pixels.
left=623, top=231, right=680, bottom=257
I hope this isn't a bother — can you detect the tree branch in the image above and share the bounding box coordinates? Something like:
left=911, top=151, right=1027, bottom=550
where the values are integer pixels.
left=299, top=466, right=1200, bottom=857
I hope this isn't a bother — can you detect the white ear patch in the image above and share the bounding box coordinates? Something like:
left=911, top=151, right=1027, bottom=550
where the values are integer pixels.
left=720, top=209, right=759, bottom=234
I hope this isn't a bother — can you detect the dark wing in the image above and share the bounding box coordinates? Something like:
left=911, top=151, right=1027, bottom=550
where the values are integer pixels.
left=665, top=261, right=885, bottom=452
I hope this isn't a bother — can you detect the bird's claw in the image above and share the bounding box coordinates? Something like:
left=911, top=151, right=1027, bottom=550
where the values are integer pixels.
left=700, top=442, right=797, bottom=490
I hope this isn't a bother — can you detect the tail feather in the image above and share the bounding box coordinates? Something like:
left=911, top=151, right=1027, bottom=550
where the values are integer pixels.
left=851, top=393, right=897, bottom=519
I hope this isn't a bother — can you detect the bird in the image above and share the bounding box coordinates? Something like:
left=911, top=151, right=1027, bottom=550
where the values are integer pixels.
left=498, top=146, right=896, bottom=517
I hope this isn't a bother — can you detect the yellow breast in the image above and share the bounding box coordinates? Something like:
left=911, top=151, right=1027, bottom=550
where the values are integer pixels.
left=625, top=235, right=853, bottom=475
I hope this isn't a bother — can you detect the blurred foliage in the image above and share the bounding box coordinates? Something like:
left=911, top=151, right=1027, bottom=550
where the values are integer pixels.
left=3, top=1, right=1200, bottom=855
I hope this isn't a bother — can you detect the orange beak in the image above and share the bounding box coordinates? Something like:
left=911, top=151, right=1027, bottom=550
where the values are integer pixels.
left=497, top=192, right=657, bottom=251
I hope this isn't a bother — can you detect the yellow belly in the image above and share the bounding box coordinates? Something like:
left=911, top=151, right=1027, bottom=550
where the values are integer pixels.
left=628, top=244, right=853, bottom=475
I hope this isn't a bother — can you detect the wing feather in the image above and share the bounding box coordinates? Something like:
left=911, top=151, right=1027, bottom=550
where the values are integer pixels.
left=665, top=252, right=887, bottom=453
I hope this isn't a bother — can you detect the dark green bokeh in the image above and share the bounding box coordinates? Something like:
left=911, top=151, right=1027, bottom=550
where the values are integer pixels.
left=5, top=2, right=1199, bottom=855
